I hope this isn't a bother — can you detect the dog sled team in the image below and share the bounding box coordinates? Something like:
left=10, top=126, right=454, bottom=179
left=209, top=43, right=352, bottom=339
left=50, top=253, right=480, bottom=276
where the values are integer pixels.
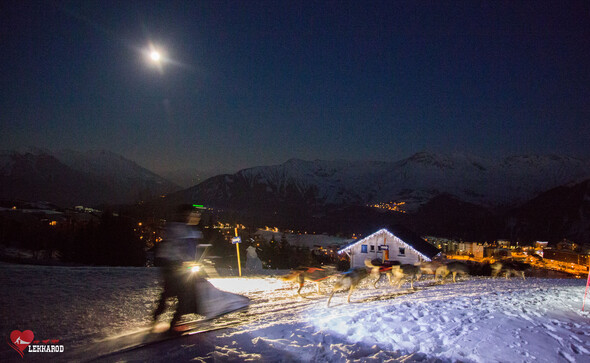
left=281, top=258, right=531, bottom=306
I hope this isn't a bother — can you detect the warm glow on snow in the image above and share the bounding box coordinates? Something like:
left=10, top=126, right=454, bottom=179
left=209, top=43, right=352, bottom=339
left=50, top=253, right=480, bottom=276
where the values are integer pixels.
left=208, top=277, right=289, bottom=293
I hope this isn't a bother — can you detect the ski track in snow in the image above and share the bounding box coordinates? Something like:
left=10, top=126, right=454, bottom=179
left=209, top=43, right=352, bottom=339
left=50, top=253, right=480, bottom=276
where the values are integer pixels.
left=1, top=263, right=589, bottom=362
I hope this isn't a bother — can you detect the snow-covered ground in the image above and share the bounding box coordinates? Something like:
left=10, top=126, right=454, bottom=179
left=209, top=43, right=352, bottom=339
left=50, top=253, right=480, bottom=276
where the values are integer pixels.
left=1, top=262, right=589, bottom=362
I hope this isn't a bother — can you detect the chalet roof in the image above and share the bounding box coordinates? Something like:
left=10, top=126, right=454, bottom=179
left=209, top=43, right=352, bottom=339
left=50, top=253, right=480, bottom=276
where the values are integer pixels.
left=338, top=227, right=441, bottom=261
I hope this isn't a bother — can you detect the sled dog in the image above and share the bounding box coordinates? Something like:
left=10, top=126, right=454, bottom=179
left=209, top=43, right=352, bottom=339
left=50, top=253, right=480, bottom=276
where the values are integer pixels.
left=491, top=260, right=530, bottom=280
left=327, top=267, right=369, bottom=306
left=280, top=266, right=336, bottom=295
left=418, top=260, right=444, bottom=277
left=390, top=264, right=422, bottom=289
left=364, top=259, right=393, bottom=288
left=435, top=261, right=470, bottom=283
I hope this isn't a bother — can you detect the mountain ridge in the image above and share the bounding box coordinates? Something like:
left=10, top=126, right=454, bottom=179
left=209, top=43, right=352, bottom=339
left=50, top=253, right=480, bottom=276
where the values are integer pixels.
left=183, top=151, right=590, bottom=211
left=0, top=148, right=180, bottom=206
left=2, top=149, right=589, bottom=243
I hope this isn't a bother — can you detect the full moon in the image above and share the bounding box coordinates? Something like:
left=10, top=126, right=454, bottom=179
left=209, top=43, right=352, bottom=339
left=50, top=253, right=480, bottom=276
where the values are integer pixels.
left=150, top=50, right=161, bottom=62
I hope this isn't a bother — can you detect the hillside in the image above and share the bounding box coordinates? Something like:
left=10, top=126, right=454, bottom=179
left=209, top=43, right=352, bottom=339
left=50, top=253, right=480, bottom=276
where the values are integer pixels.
left=0, top=149, right=180, bottom=206
left=504, top=178, right=590, bottom=244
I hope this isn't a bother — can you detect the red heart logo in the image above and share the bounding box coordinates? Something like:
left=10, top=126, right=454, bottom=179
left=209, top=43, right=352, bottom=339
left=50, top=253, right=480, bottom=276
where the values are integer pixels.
left=9, top=330, right=34, bottom=357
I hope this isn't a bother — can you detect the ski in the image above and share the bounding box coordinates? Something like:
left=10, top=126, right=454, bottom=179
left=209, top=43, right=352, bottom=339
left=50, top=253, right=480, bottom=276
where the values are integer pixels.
left=81, top=298, right=317, bottom=362
left=83, top=312, right=250, bottom=362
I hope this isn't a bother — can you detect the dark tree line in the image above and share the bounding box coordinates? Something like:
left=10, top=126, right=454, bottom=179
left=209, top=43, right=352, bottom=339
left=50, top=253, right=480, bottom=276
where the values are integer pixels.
left=247, top=233, right=338, bottom=270
left=61, top=212, right=145, bottom=266
left=0, top=211, right=145, bottom=266
left=1, top=209, right=344, bottom=269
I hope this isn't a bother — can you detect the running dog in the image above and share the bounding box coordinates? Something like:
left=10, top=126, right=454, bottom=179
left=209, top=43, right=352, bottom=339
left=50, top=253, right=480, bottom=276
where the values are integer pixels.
left=389, top=264, right=422, bottom=289
left=327, top=267, right=370, bottom=306
left=435, top=261, right=470, bottom=283
left=280, top=266, right=337, bottom=296
left=364, top=259, right=393, bottom=288
left=418, top=260, right=445, bottom=277
left=491, top=260, right=530, bottom=280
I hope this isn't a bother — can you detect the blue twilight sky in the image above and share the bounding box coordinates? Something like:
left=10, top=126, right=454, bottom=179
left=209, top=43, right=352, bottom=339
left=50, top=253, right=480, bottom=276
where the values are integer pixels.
left=1, top=0, right=589, bottom=173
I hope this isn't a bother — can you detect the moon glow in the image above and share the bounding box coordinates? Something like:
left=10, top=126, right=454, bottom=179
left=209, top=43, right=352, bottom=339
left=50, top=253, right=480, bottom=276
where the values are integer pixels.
left=150, top=50, right=161, bottom=62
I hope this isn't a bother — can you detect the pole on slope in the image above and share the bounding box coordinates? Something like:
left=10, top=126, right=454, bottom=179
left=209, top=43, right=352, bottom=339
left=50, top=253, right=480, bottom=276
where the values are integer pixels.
left=235, top=227, right=242, bottom=277
left=583, top=267, right=590, bottom=311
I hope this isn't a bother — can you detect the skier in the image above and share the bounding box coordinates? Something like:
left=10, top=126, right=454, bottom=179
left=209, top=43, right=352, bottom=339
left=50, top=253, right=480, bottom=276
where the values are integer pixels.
left=153, top=204, right=203, bottom=330
left=152, top=204, right=250, bottom=333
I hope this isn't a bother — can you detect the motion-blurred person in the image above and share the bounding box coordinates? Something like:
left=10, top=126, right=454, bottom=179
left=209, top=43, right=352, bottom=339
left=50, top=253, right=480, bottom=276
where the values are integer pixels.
left=153, top=204, right=202, bottom=330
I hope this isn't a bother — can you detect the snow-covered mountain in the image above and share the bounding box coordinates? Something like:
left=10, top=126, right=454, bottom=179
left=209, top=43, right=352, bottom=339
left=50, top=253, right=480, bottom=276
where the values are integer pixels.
left=53, top=149, right=179, bottom=194
left=186, top=152, right=590, bottom=211
left=0, top=148, right=180, bottom=206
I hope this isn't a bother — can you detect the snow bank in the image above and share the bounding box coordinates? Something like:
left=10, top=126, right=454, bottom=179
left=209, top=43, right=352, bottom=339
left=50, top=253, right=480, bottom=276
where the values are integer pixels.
left=1, top=263, right=588, bottom=362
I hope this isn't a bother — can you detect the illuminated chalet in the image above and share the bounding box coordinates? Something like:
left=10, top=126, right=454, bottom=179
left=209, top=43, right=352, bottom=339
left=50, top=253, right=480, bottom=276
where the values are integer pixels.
left=338, top=227, right=441, bottom=268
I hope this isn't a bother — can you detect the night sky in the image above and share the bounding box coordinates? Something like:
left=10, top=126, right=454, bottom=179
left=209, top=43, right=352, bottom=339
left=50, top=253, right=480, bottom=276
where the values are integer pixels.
left=1, top=0, right=589, bottom=174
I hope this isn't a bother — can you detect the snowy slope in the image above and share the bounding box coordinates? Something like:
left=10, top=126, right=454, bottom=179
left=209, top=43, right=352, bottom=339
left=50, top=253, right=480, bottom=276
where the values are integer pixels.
left=1, top=263, right=588, bottom=362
